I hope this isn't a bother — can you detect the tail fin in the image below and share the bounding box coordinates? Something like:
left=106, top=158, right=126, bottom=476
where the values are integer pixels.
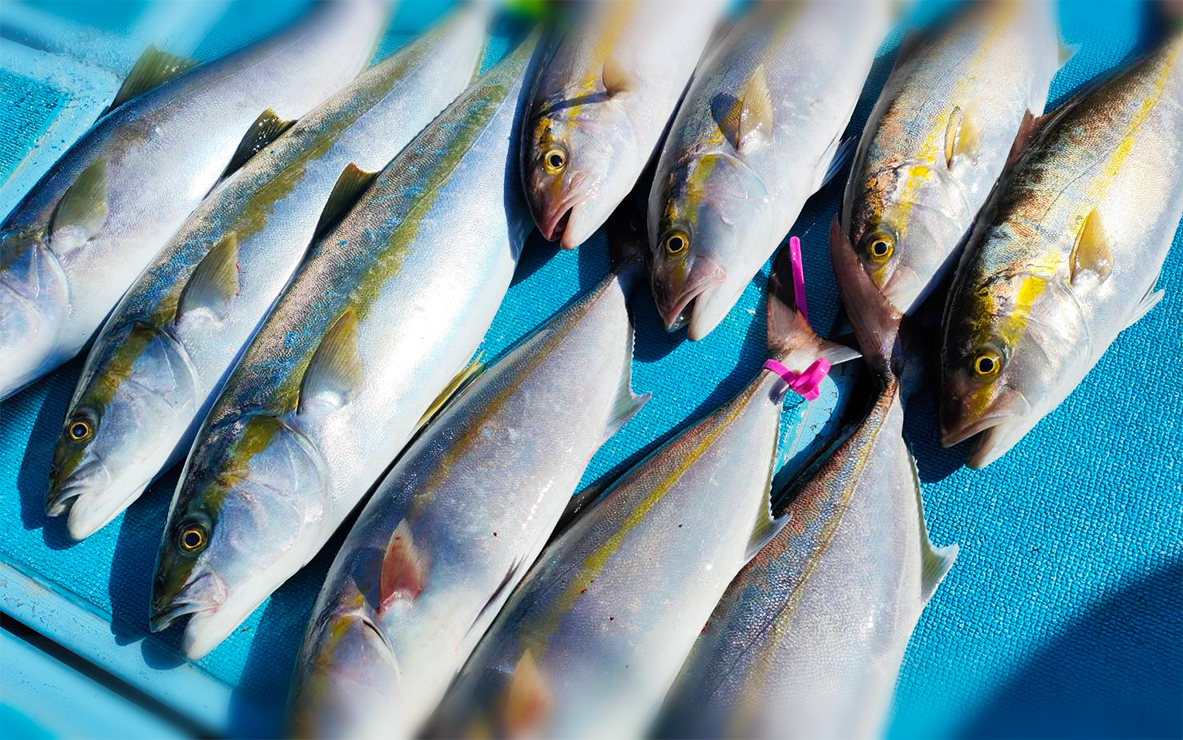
left=829, top=218, right=902, bottom=373
left=767, top=239, right=859, bottom=373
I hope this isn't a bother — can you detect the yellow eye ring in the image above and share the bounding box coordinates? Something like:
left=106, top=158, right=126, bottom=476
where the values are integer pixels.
left=664, top=231, right=689, bottom=256
left=542, top=148, right=566, bottom=174
left=972, top=350, right=1002, bottom=378
left=864, top=231, right=895, bottom=263
left=178, top=525, right=207, bottom=553
left=67, top=419, right=93, bottom=441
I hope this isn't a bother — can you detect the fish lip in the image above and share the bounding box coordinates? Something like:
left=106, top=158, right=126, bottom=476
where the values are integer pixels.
left=657, top=258, right=726, bottom=332
left=940, top=388, right=1032, bottom=450
left=535, top=176, right=588, bottom=244
left=45, top=459, right=107, bottom=517
left=150, top=572, right=227, bottom=633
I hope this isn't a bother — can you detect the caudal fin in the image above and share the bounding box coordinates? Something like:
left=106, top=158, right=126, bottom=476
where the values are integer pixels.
left=829, top=218, right=902, bottom=373
left=767, top=239, right=859, bottom=373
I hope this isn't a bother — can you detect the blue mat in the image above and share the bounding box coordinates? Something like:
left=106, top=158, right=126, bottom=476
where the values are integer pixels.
left=1, top=2, right=1180, bottom=738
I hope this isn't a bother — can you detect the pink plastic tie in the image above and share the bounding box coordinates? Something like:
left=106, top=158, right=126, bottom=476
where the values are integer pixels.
left=765, top=236, right=829, bottom=401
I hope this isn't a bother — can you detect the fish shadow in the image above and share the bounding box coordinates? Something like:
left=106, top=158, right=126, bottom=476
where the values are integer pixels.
left=959, top=560, right=1183, bottom=739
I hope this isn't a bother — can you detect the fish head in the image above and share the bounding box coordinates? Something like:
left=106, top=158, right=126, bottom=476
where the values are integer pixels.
left=0, top=228, right=70, bottom=396
left=940, top=269, right=1086, bottom=468
left=845, top=161, right=968, bottom=315
left=289, top=597, right=400, bottom=739
left=47, top=323, right=198, bottom=539
left=151, top=412, right=329, bottom=659
left=648, top=151, right=770, bottom=340
left=523, top=100, right=634, bottom=249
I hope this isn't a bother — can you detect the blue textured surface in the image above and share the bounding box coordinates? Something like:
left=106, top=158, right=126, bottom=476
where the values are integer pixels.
left=0, top=2, right=1180, bottom=738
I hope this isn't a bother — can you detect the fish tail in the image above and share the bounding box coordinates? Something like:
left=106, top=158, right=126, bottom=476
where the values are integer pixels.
left=828, top=218, right=902, bottom=373
left=766, top=238, right=859, bottom=368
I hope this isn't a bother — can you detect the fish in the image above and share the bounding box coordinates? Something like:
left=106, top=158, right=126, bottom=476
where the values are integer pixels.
left=0, top=1, right=389, bottom=399
left=840, top=0, right=1066, bottom=315
left=42, top=8, right=490, bottom=542
left=647, top=0, right=890, bottom=341
left=940, top=34, right=1183, bottom=468
left=149, top=33, right=543, bottom=661
left=288, top=212, right=651, bottom=740
left=654, top=219, right=958, bottom=740
left=432, top=240, right=858, bottom=740
left=521, top=0, right=723, bottom=248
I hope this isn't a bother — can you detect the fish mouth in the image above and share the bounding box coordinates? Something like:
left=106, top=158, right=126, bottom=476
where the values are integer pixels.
left=656, top=257, right=726, bottom=332
left=534, top=175, right=588, bottom=245
left=150, top=572, right=227, bottom=633
left=940, top=387, right=1032, bottom=468
left=45, top=459, right=108, bottom=517
left=150, top=598, right=218, bottom=633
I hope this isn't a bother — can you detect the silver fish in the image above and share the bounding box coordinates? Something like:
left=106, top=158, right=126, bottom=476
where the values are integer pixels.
left=0, top=1, right=388, bottom=398
left=841, top=0, right=1065, bottom=314
left=434, top=243, right=857, bottom=740
left=655, top=220, right=958, bottom=740
left=940, top=34, right=1183, bottom=468
left=289, top=217, right=650, bottom=740
left=648, top=0, right=890, bottom=340
left=43, top=7, right=489, bottom=541
left=522, top=0, right=723, bottom=248
left=149, top=33, right=542, bottom=660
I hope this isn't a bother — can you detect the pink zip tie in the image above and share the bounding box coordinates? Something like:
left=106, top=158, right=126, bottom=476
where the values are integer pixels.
left=764, top=236, right=830, bottom=401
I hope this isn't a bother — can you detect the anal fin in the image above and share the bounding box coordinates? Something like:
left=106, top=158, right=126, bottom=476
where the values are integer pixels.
left=1127, top=288, right=1164, bottom=328
left=505, top=650, right=551, bottom=738
left=908, top=450, right=958, bottom=603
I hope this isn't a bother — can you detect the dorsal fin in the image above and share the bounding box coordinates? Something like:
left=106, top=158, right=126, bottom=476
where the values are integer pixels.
left=107, top=44, right=197, bottom=113
left=889, top=29, right=926, bottom=74
left=378, top=520, right=427, bottom=610
left=601, top=56, right=633, bottom=97
left=297, top=309, right=363, bottom=415
left=735, top=64, right=773, bottom=151
left=52, top=158, right=109, bottom=241
left=175, top=232, right=240, bottom=322
left=1069, top=208, right=1112, bottom=285
left=412, top=353, right=485, bottom=436
left=908, top=451, right=958, bottom=602
left=466, top=556, right=525, bottom=639
left=505, top=650, right=551, bottom=738
left=313, top=163, right=378, bottom=242
left=221, top=108, right=296, bottom=180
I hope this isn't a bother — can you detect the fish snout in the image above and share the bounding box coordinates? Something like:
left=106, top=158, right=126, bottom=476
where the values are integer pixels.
left=652, top=256, right=726, bottom=332
left=150, top=571, right=226, bottom=633
left=45, top=458, right=109, bottom=518
left=530, top=172, right=589, bottom=245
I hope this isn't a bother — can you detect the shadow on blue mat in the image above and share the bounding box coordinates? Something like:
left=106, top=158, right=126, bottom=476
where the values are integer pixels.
left=963, top=560, right=1183, bottom=740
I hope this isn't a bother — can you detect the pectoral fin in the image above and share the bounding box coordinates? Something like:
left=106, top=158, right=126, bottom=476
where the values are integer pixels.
left=107, top=45, right=197, bottom=112
left=601, top=57, right=633, bottom=97
left=1058, top=39, right=1080, bottom=68
left=175, top=232, right=239, bottom=322
left=727, top=64, right=773, bottom=152
left=944, top=104, right=980, bottom=168
left=378, top=520, right=427, bottom=609
left=313, top=163, right=378, bottom=242
left=297, top=309, right=363, bottom=415
left=51, top=158, right=108, bottom=241
left=1069, top=208, right=1112, bottom=285
left=505, top=650, right=551, bottom=738
left=222, top=108, right=296, bottom=179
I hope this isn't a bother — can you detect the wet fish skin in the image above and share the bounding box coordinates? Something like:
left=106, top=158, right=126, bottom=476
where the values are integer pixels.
left=149, top=34, right=542, bottom=661
left=43, top=8, right=489, bottom=542
left=0, top=1, right=388, bottom=399
left=289, top=254, right=648, bottom=740
left=648, top=0, right=890, bottom=341
left=940, top=35, right=1183, bottom=468
left=434, top=243, right=856, bottom=740
left=842, top=1, right=1062, bottom=315
left=522, top=0, right=722, bottom=249
left=656, top=221, right=957, bottom=740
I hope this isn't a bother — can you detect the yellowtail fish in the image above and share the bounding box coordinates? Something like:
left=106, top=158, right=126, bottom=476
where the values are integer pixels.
left=0, top=1, right=388, bottom=398
left=44, top=7, right=489, bottom=541
left=288, top=213, right=651, bottom=740
left=149, top=33, right=543, bottom=660
left=648, top=0, right=890, bottom=340
left=433, top=241, right=858, bottom=740
left=940, top=34, right=1183, bottom=468
left=841, top=0, right=1067, bottom=314
left=655, top=220, right=958, bottom=740
left=522, top=0, right=723, bottom=248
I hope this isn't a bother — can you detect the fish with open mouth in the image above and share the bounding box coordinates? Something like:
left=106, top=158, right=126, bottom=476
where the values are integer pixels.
left=654, top=219, right=958, bottom=740
left=648, top=0, right=890, bottom=340
left=149, top=33, right=542, bottom=660
left=839, top=0, right=1066, bottom=315
left=44, top=7, right=490, bottom=541
left=433, top=240, right=857, bottom=740
left=940, top=33, right=1183, bottom=468
left=521, top=0, right=723, bottom=248
left=288, top=212, right=650, bottom=740
left=0, top=0, right=388, bottom=399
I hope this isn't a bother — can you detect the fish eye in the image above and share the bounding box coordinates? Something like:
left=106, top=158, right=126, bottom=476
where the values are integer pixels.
left=542, top=147, right=566, bottom=174
left=863, top=231, right=895, bottom=263
left=664, top=231, right=689, bottom=256
left=67, top=418, right=93, bottom=441
left=972, top=349, right=1003, bottom=378
left=178, top=524, right=208, bottom=553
